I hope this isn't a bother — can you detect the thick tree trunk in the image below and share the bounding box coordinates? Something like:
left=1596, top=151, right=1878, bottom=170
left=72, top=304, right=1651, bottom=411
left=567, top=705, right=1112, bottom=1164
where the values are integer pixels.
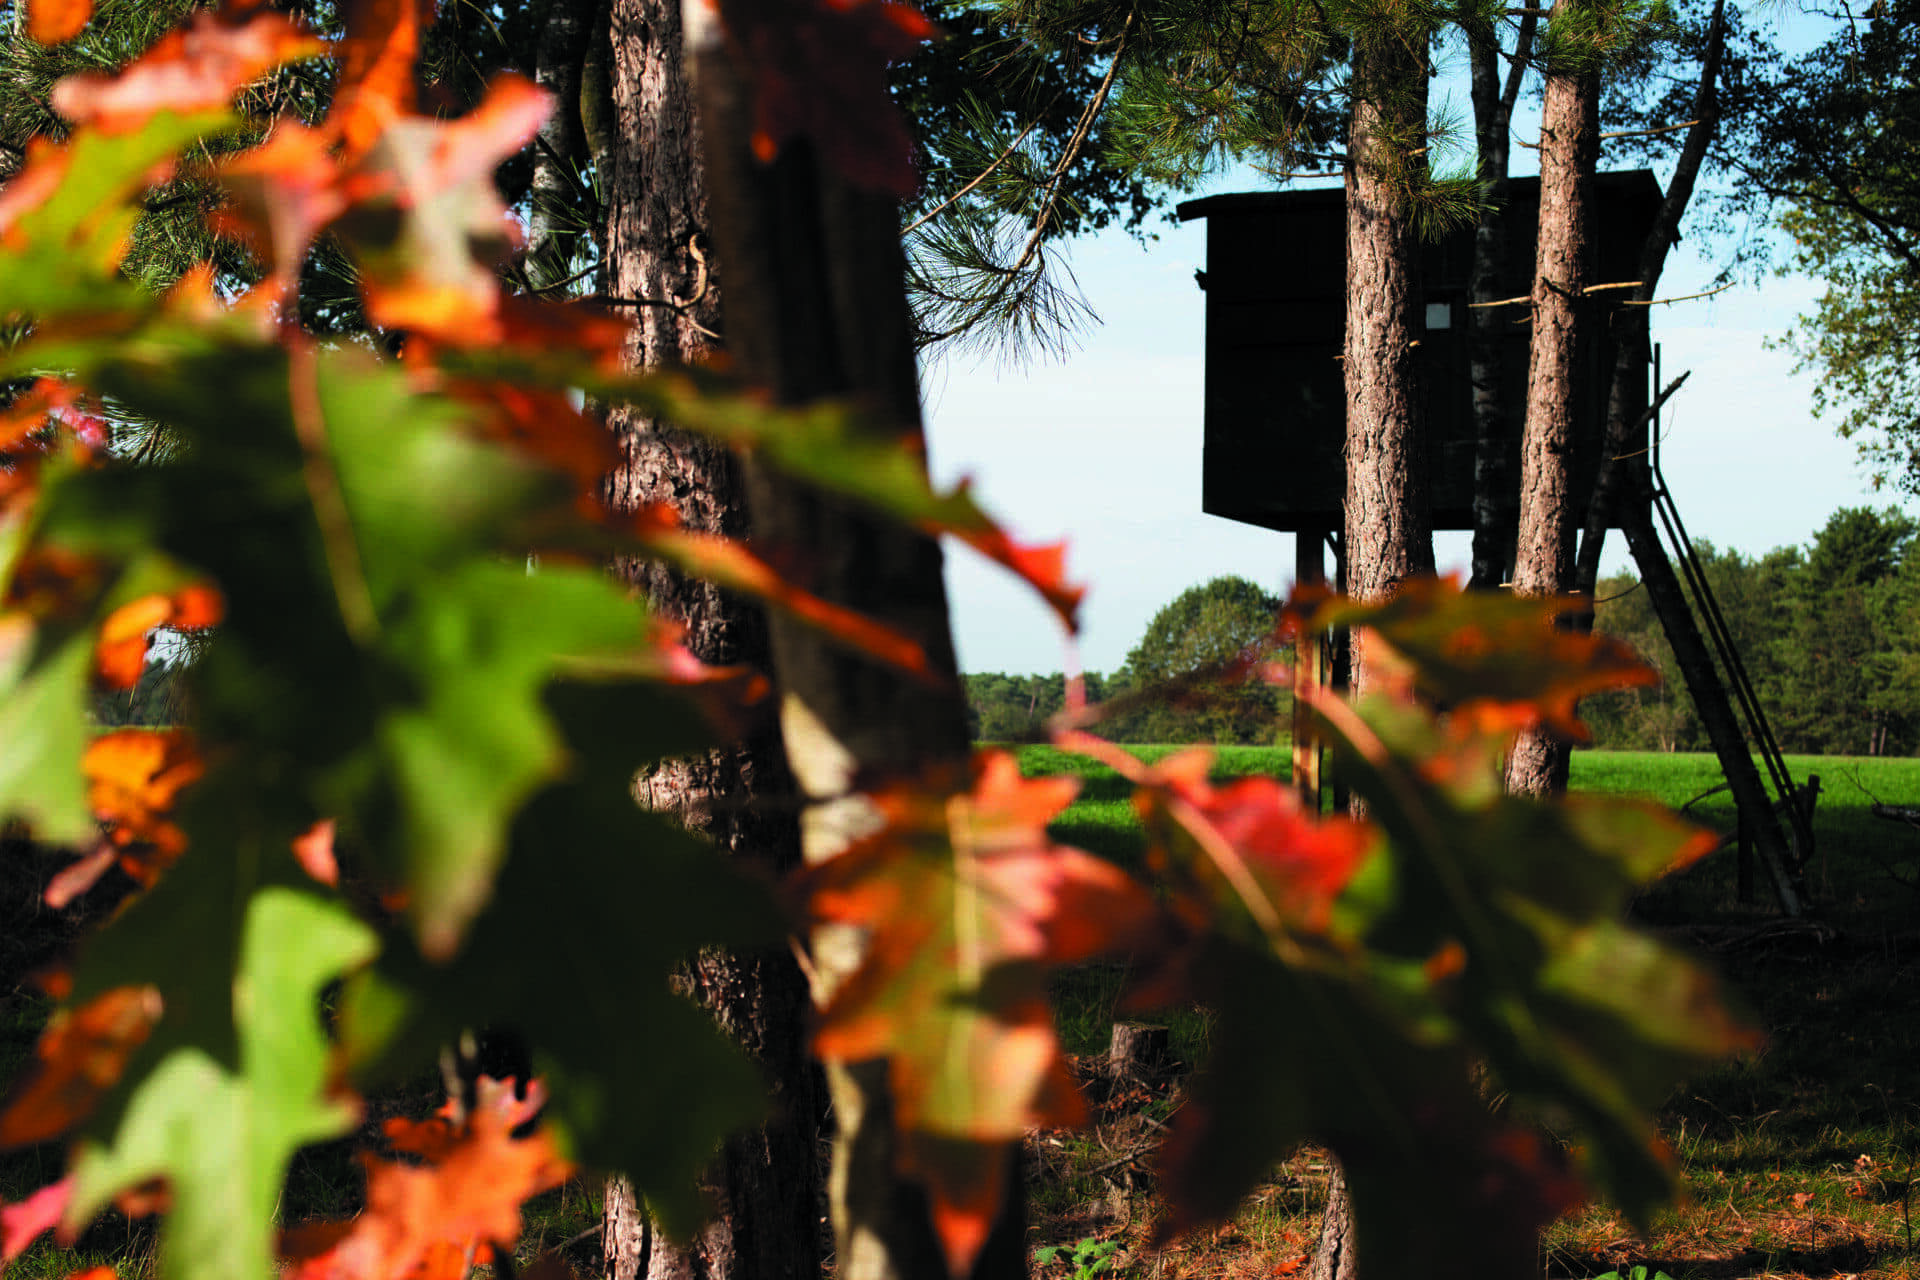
left=1318, top=33, right=1437, bottom=1280
left=1465, top=12, right=1535, bottom=589
left=1506, top=10, right=1597, bottom=798
left=683, top=7, right=1025, bottom=1280
left=1573, top=0, right=1728, bottom=596
left=598, top=2, right=822, bottom=1278
left=1341, top=32, right=1434, bottom=648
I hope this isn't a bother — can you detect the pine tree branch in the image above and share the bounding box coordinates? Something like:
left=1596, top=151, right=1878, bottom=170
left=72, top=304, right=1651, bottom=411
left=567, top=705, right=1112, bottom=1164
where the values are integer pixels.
left=1600, top=119, right=1700, bottom=140
left=902, top=118, right=1042, bottom=237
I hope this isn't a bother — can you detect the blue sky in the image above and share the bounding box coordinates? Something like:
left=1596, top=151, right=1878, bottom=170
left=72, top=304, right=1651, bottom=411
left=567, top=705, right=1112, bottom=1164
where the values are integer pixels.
left=920, top=14, right=1909, bottom=676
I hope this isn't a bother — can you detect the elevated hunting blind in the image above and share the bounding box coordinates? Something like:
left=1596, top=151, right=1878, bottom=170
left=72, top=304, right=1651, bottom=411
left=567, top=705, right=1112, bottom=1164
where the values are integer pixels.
left=1176, top=169, right=1664, bottom=534
left=1178, top=170, right=1821, bottom=918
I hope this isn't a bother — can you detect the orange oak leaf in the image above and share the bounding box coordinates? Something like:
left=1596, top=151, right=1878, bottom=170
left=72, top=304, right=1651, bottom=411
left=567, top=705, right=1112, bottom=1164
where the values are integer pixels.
left=349, top=75, right=552, bottom=341
left=1, top=1177, right=74, bottom=1261
left=331, top=0, right=435, bottom=158
left=221, top=74, right=548, bottom=339
left=95, top=584, right=223, bottom=690
left=27, top=0, right=88, bottom=45
left=708, top=0, right=933, bottom=194
left=1288, top=577, right=1656, bottom=742
left=0, top=988, right=162, bottom=1148
left=802, top=750, right=1164, bottom=1273
left=283, top=1078, right=572, bottom=1280
left=49, top=9, right=321, bottom=129
left=215, top=122, right=352, bottom=301
left=0, top=140, right=69, bottom=250
left=82, top=728, right=204, bottom=867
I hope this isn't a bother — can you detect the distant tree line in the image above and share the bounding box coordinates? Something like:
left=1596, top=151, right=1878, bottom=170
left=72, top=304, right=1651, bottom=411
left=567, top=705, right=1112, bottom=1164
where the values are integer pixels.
left=966, top=576, right=1291, bottom=745
left=1588, top=506, right=1920, bottom=756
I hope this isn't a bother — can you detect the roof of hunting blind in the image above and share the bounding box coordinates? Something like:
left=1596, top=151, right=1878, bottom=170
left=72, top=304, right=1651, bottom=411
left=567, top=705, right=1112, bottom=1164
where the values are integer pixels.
left=1177, top=169, right=1664, bottom=534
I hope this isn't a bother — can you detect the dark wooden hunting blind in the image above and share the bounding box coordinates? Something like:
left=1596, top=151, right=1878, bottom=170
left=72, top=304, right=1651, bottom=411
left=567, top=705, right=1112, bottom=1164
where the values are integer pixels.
left=1176, top=169, right=1664, bottom=533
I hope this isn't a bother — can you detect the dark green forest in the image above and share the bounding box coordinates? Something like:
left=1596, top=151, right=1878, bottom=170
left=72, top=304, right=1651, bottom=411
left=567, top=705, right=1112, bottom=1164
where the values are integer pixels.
left=1586, top=506, right=1920, bottom=756
left=969, top=510, right=1920, bottom=755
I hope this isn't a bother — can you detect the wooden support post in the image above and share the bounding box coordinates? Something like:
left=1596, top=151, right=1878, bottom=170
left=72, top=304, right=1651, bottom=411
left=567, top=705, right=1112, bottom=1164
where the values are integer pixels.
left=1293, top=530, right=1327, bottom=813
left=1622, top=508, right=1803, bottom=916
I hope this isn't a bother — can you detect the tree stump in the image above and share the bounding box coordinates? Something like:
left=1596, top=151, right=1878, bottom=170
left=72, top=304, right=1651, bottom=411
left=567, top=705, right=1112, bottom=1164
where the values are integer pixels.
left=1105, top=1022, right=1172, bottom=1090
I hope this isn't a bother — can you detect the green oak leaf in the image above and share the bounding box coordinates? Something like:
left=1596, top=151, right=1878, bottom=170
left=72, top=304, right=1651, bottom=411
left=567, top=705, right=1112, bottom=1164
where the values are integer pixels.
left=341, top=682, right=775, bottom=1235
left=69, top=886, right=376, bottom=1280
left=0, top=631, right=95, bottom=843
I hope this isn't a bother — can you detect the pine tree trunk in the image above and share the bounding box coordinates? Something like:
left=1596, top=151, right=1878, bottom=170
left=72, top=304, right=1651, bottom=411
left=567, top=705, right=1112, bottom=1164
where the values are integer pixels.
left=1465, top=11, right=1534, bottom=589
left=597, top=1, right=823, bottom=1277
left=1317, top=33, right=1437, bottom=1280
left=1506, top=11, right=1597, bottom=798
left=683, top=7, right=1026, bottom=1280
left=1342, top=32, right=1434, bottom=633
left=1573, top=0, right=1727, bottom=596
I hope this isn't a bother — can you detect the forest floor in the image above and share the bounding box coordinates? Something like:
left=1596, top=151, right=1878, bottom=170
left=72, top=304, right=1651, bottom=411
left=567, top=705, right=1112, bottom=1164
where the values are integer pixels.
left=6, top=749, right=1920, bottom=1280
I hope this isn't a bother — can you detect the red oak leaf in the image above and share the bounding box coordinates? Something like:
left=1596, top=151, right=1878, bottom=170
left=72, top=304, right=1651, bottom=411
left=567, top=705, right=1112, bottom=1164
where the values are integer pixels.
left=451, top=383, right=615, bottom=505
left=4, top=546, right=104, bottom=619
left=291, top=820, right=340, bottom=888
left=50, top=10, right=321, bottom=129
left=1057, top=733, right=1374, bottom=938
left=704, top=0, right=933, bottom=194
left=27, top=0, right=89, bottom=45
left=95, top=584, right=223, bottom=690
left=802, top=750, right=1164, bottom=1273
left=283, top=1078, right=572, bottom=1280
left=945, top=521, right=1084, bottom=635
left=0, top=988, right=162, bottom=1148
left=1, top=1177, right=75, bottom=1261
left=1135, top=749, right=1375, bottom=932
left=630, top=506, right=937, bottom=680
left=43, top=843, right=119, bottom=909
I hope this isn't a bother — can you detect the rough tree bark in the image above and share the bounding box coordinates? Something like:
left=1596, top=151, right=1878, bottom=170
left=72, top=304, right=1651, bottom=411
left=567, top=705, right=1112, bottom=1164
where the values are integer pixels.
left=1316, top=27, right=1437, bottom=1280
left=1465, top=9, right=1537, bottom=589
left=683, top=5, right=1025, bottom=1280
left=1341, top=31, right=1436, bottom=626
left=1573, top=0, right=1727, bottom=595
left=595, top=0, right=823, bottom=1277
left=1506, top=0, right=1598, bottom=798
